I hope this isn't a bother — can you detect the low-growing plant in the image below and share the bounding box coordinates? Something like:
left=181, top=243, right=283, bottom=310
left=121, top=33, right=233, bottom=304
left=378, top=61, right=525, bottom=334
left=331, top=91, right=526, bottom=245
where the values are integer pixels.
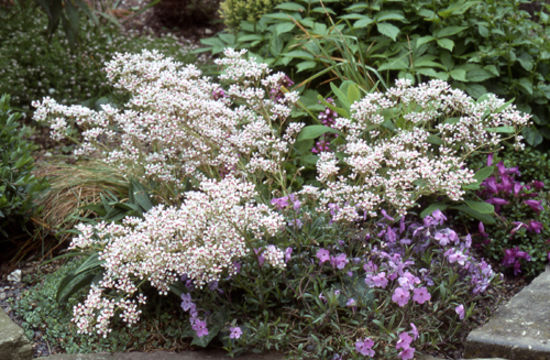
left=468, top=154, right=550, bottom=277
left=0, top=95, right=48, bottom=239
left=219, top=0, right=286, bottom=29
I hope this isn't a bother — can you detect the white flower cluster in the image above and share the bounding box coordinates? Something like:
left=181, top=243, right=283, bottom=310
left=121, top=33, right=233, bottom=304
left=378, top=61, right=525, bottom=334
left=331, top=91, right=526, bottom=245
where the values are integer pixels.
left=70, top=175, right=285, bottom=337
left=317, top=79, right=530, bottom=222
left=32, top=49, right=300, bottom=194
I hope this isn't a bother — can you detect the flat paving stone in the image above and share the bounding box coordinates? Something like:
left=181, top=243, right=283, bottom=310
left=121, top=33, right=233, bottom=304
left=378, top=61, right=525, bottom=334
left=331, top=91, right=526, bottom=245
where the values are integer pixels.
left=0, top=308, right=32, bottom=360
left=464, top=266, right=550, bottom=359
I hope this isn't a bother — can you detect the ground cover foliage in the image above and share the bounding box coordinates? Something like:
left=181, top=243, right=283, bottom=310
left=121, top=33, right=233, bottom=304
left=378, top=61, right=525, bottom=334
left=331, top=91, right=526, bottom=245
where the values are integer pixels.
left=4, top=0, right=550, bottom=359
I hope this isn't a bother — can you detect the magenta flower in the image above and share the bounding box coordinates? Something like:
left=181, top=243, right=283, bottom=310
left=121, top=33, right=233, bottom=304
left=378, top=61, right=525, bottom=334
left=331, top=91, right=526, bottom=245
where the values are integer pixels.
left=392, top=287, right=410, bottom=307
left=524, top=199, right=544, bottom=213
left=399, top=347, right=415, bottom=360
left=331, top=253, right=349, bottom=269
left=366, top=271, right=388, bottom=288
left=410, top=323, right=419, bottom=340
left=270, top=196, right=289, bottom=210
left=355, top=337, right=375, bottom=357
left=455, top=304, right=465, bottom=320
left=396, top=332, right=412, bottom=350
left=192, top=318, right=209, bottom=337
left=412, top=287, right=431, bottom=304
left=285, top=247, right=293, bottom=263
left=527, top=220, right=543, bottom=234
left=229, top=326, right=242, bottom=339
left=478, top=222, right=488, bottom=238
left=486, top=197, right=509, bottom=206
left=532, top=180, right=545, bottom=190
left=346, top=298, right=357, bottom=307
left=316, top=248, right=330, bottom=264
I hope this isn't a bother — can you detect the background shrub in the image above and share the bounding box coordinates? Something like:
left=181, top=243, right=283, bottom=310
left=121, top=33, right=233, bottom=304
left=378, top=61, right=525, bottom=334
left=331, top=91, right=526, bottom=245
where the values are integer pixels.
left=0, top=95, right=48, bottom=239
left=0, top=2, right=198, bottom=111
left=219, top=0, right=285, bottom=28
left=204, top=0, right=550, bottom=146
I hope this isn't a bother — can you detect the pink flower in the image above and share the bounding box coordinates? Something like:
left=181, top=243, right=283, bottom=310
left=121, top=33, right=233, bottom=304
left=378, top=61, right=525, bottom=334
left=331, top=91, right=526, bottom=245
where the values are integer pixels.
left=392, top=287, right=410, bottom=307
left=316, top=248, right=330, bottom=264
left=330, top=253, right=349, bottom=269
left=396, top=332, right=412, bottom=350
left=410, top=323, right=418, bottom=340
left=412, top=287, right=431, bottom=304
left=367, top=272, right=388, bottom=288
left=229, top=326, right=242, bottom=339
left=285, top=247, right=293, bottom=262
left=399, top=346, right=415, bottom=360
left=527, top=220, right=543, bottom=234
left=192, top=318, right=209, bottom=337
left=346, top=298, right=357, bottom=307
left=355, top=337, right=375, bottom=357
left=455, top=304, right=465, bottom=320
left=524, top=199, right=544, bottom=213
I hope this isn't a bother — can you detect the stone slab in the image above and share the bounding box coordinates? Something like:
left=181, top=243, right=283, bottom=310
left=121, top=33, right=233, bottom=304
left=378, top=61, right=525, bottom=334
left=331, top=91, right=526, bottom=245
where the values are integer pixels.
left=0, top=308, right=31, bottom=360
left=464, top=266, right=550, bottom=359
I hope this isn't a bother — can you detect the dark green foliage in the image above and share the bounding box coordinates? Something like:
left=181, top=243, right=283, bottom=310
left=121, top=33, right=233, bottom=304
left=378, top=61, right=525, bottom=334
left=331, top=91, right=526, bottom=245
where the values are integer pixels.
left=203, top=0, right=550, bottom=145
left=0, top=2, right=198, bottom=111
left=0, top=95, right=48, bottom=238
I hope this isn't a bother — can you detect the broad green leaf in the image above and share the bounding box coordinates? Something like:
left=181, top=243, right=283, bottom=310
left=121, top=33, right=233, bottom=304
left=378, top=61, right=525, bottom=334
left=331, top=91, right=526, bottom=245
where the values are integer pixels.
left=517, top=52, right=534, bottom=71
left=297, top=125, right=339, bottom=142
left=275, top=2, right=305, bottom=11
left=450, top=68, right=467, bottom=81
left=416, top=35, right=435, bottom=48
left=464, top=200, right=494, bottom=214
left=434, top=26, right=468, bottom=38
left=375, top=11, right=406, bottom=22
left=486, top=126, right=514, bottom=134
left=474, top=166, right=494, bottom=182
left=353, top=16, right=374, bottom=28
left=523, top=126, right=543, bottom=146
left=437, top=38, right=455, bottom=52
left=518, top=77, right=533, bottom=95
left=275, top=22, right=295, bottom=36
left=453, top=204, right=496, bottom=224
left=376, top=22, right=400, bottom=41
left=296, top=61, right=317, bottom=73
left=285, top=50, right=315, bottom=60
left=467, top=67, right=495, bottom=82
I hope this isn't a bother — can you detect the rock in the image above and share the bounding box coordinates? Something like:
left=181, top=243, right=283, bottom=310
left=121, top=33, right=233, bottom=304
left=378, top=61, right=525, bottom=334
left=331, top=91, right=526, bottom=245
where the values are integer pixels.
left=464, top=265, right=550, bottom=359
left=0, top=308, right=31, bottom=360
left=204, top=28, right=213, bottom=35
left=7, top=270, right=22, bottom=283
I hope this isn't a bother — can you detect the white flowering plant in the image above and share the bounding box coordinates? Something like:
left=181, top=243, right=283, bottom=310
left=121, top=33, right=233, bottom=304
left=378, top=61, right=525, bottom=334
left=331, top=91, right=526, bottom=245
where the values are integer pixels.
left=29, top=48, right=532, bottom=358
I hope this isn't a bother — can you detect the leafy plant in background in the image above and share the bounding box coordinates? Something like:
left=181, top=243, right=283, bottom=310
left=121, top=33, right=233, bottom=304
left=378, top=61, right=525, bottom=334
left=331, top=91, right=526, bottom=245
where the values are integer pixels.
left=0, top=2, right=198, bottom=111
left=0, top=95, right=48, bottom=239
left=219, top=0, right=286, bottom=29
left=203, top=0, right=550, bottom=146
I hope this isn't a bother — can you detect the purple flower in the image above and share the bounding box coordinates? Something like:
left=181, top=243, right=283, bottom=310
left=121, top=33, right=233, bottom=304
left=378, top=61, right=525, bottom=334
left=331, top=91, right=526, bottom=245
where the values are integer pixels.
left=486, top=197, right=509, bottom=206
left=434, top=228, right=459, bottom=246
left=392, top=287, right=410, bottom=307
left=192, top=318, right=209, bottom=338
left=532, top=180, right=545, bottom=190
left=346, top=298, right=357, bottom=307
left=366, top=272, right=388, bottom=288
left=502, top=247, right=531, bottom=275
left=381, top=209, right=395, bottom=221
left=316, top=248, right=331, bottom=264
left=254, top=248, right=265, bottom=267
left=330, top=253, right=349, bottom=270
left=478, top=222, right=488, bottom=238
left=412, top=287, right=431, bottom=305
left=483, top=176, right=498, bottom=194
left=229, top=326, right=242, bottom=339
left=180, top=293, right=194, bottom=312
left=285, top=247, right=293, bottom=263
left=396, top=332, right=412, bottom=350
left=455, top=304, right=465, bottom=320
left=524, top=199, right=544, bottom=213
left=527, top=220, right=543, bottom=234
left=487, top=153, right=494, bottom=166
left=355, top=337, right=375, bottom=357
left=410, top=323, right=419, bottom=340
left=399, top=347, right=415, bottom=360
left=270, top=196, right=289, bottom=210
left=513, top=182, right=523, bottom=196
left=510, top=221, right=525, bottom=235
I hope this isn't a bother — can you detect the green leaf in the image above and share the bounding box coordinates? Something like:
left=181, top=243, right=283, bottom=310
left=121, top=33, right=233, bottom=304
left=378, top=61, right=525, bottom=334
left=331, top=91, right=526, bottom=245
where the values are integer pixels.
left=416, top=35, right=435, bottom=48
left=523, top=126, right=543, bottom=146
left=56, top=252, right=104, bottom=303
left=464, top=200, right=494, bottom=214
left=434, top=26, right=468, bottom=38
left=467, top=67, right=495, bottom=82
left=376, top=22, right=400, bottom=41
left=437, top=38, right=455, bottom=52
left=450, top=68, right=467, bottom=81
left=420, top=203, right=449, bottom=218
left=518, top=77, right=533, bottom=95
left=375, top=11, right=406, bottom=22
left=353, top=16, right=374, bottom=28
left=275, top=2, right=305, bottom=12
left=297, top=125, right=339, bottom=142
left=275, top=22, right=295, bottom=36
left=486, top=126, right=515, bottom=134
left=296, top=61, right=317, bottom=73
left=517, top=52, right=534, bottom=71
left=453, top=204, right=496, bottom=224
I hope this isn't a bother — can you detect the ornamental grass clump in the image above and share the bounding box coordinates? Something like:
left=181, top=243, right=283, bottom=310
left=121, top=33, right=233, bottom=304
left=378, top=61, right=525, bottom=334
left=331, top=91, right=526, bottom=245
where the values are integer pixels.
left=33, top=49, right=303, bottom=201
left=315, top=79, right=529, bottom=222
